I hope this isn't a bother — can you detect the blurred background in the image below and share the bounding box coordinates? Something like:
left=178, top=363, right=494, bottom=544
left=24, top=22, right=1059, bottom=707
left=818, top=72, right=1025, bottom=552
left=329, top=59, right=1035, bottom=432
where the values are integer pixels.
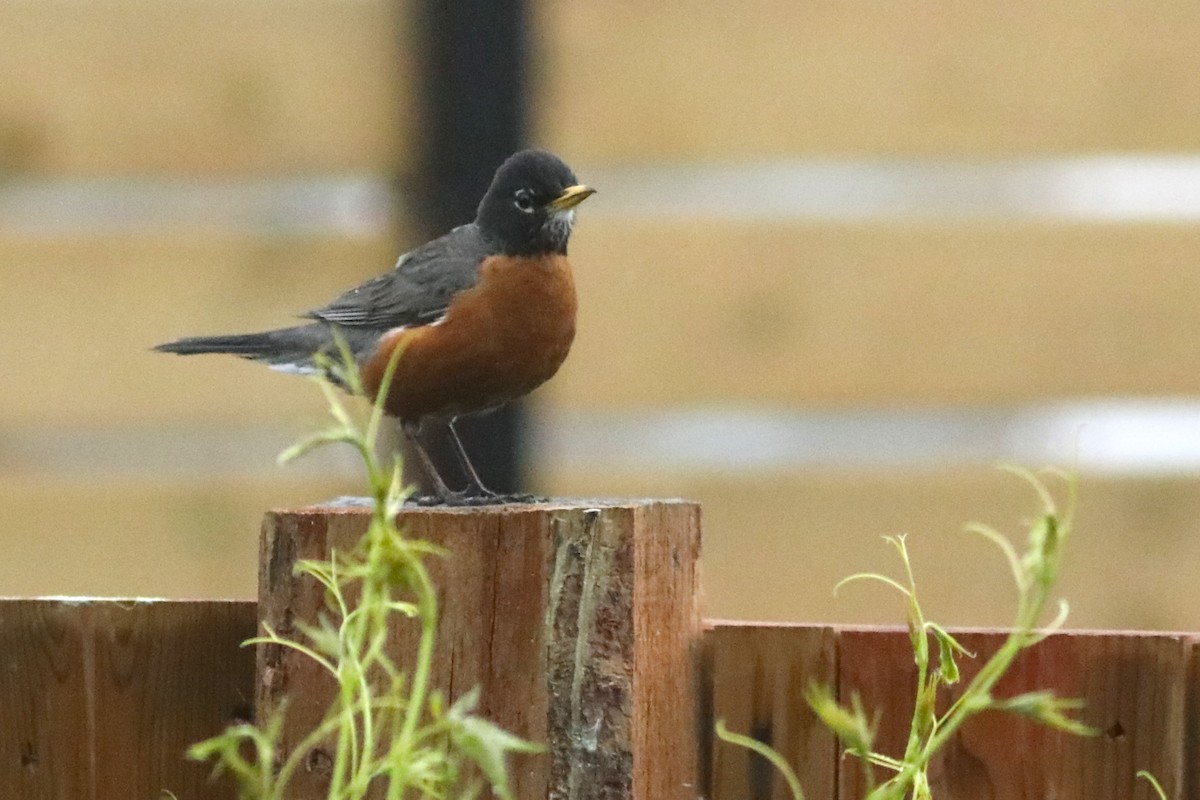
left=3, top=1, right=1200, bottom=630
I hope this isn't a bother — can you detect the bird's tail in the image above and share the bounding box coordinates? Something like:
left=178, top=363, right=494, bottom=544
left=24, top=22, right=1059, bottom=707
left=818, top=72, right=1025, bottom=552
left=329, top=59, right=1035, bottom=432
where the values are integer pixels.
left=154, top=324, right=334, bottom=375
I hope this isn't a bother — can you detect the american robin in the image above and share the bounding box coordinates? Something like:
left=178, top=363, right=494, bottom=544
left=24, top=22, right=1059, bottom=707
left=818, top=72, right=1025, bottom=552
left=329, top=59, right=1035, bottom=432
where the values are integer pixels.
left=155, top=149, right=594, bottom=505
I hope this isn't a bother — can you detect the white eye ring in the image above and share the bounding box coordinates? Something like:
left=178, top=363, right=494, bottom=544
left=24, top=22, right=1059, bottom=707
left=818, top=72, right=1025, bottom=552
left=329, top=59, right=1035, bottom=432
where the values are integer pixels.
left=513, top=189, right=534, bottom=213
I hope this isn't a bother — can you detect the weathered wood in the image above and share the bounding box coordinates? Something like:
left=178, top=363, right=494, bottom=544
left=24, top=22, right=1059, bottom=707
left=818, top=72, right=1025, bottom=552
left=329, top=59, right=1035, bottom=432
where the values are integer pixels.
left=0, top=599, right=256, bottom=800
left=837, top=628, right=1194, bottom=800
left=701, top=623, right=837, bottom=800
left=536, top=0, right=1200, bottom=160
left=257, top=500, right=701, bottom=800
left=1189, top=637, right=1200, bottom=800
left=704, top=623, right=1199, bottom=800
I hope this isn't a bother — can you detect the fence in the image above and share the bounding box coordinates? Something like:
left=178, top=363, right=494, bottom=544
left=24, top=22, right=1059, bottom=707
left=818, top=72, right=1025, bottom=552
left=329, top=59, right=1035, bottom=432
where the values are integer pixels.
left=3, top=502, right=1197, bottom=799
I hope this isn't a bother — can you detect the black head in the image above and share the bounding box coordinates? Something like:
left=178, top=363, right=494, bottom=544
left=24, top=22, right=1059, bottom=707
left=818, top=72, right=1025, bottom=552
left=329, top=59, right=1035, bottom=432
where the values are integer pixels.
left=475, top=149, right=595, bottom=256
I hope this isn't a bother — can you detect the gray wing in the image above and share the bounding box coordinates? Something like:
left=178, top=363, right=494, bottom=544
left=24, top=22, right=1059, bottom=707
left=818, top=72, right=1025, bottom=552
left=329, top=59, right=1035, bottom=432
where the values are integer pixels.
left=303, top=224, right=492, bottom=329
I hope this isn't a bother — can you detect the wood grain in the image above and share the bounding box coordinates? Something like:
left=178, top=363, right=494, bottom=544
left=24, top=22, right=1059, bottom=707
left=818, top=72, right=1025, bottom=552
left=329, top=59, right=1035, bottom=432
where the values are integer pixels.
left=703, top=624, right=1197, bottom=800
left=837, top=628, right=1194, bottom=800
left=702, top=623, right=837, bottom=800
left=1189, top=637, right=1200, bottom=800
left=0, top=0, right=412, bottom=176
left=535, top=0, right=1200, bottom=160
left=257, top=500, right=701, bottom=800
left=0, top=599, right=256, bottom=800
left=552, top=219, right=1200, bottom=409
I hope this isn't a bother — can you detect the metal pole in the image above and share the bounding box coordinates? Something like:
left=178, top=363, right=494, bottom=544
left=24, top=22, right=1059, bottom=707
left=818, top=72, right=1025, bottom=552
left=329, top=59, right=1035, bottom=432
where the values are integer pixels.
left=409, top=0, right=531, bottom=494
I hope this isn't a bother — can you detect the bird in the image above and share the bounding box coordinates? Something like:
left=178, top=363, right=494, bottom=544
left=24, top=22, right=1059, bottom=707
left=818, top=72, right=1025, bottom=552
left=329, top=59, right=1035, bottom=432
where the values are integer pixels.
left=155, top=149, right=594, bottom=505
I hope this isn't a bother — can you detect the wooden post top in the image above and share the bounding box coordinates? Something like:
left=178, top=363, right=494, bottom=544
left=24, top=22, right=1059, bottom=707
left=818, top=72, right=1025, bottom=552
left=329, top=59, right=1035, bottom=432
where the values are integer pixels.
left=275, top=496, right=700, bottom=516
left=259, top=497, right=702, bottom=800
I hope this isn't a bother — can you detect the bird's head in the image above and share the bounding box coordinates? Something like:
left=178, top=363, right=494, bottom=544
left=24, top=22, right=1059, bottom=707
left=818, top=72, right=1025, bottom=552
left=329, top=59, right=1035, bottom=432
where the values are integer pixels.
left=476, top=149, right=595, bottom=256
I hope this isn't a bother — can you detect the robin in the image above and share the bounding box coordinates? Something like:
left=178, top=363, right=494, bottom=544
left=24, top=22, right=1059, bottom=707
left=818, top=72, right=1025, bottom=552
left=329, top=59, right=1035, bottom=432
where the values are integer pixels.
left=156, top=149, right=595, bottom=505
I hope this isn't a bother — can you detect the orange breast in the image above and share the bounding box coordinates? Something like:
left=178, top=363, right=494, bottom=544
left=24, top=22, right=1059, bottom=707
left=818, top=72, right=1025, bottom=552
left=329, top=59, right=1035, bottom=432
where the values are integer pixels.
left=360, top=253, right=577, bottom=421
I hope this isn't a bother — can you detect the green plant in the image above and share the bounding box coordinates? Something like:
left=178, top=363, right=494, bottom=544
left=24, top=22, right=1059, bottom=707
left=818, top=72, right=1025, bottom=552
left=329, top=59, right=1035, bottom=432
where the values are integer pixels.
left=188, top=342, right=539, bottom=800
left=1138, top=771, right=1169, bottom=800
left=717, top=466, right=1094, bottom=800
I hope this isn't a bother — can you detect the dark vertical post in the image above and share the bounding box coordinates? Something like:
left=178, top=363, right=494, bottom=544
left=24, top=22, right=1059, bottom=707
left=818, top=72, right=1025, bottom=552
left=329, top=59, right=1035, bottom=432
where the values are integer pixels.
left=409, top=0, right=531, bottom=494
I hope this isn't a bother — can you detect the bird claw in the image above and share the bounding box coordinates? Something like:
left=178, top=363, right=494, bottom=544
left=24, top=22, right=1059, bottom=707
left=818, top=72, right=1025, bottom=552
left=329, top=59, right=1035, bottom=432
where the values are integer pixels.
left=404, top=491, right=545, bottom=508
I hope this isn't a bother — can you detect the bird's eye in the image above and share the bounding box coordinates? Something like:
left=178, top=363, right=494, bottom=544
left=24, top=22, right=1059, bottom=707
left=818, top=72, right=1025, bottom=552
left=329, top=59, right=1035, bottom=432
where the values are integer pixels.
left=513, top=189, right=535, bottom=213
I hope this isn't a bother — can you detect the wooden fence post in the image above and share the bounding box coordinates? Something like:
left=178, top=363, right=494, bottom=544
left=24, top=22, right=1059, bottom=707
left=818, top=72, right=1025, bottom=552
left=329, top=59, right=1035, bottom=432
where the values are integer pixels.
left=257, top=500, right=702, bottom=800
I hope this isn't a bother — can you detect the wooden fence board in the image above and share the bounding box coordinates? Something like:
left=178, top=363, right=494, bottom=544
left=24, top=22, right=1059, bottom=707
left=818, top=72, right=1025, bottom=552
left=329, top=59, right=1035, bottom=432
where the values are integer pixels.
left=705, top=624, right=1196, bottom=800
left=837, top=629, right=1193, bottom=800
left=702, top=624, right=838, bottom=800
left=552, top=219, right=1200, bottom=408
left=535, top=0, right=1200, bottom=160
left=0, top=601, right=90, bottom=799
left=0, top=0, right=412, bottom=176
left=0, top=599, right=257, bottom=800
left=1190, top=638, right=1200, bottom=800
left=0, top=231, right=399, bottom=425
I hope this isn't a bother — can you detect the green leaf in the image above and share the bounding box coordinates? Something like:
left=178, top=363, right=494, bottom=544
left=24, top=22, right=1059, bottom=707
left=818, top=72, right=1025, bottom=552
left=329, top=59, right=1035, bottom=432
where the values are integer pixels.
left=277, top=427, right=355, bottom=465
left=715, top=719, right=806, bottom=800
left=834, top=572, right=912, bottom=598
left=1137, top=770, right=1169, bottom=800
left=447, top=707, right=543, bottom=800
left=964, top=522, right=1026, bottom=594
left=925, top=622, right=974, bottom=685
left=805, top=683, right=874, bottom=756
left=991, top=690, right=1097, bottom=737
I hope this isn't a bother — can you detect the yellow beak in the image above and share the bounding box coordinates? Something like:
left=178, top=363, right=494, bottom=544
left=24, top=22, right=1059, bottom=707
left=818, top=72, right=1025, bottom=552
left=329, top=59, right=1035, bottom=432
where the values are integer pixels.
left=547, top=184, right=596, bottom=211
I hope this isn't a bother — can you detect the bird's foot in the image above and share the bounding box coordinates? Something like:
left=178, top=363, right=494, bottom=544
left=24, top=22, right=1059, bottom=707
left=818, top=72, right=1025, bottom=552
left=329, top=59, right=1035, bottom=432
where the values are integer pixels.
left=404, top=491, right=546, bottom=507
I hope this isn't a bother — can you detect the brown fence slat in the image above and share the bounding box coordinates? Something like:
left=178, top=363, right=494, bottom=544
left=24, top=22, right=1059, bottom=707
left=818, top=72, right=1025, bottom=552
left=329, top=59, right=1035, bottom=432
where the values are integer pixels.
left=0, top=0, right=411, bottom=176
left=536, top=1, right=1200, bottom=160
left=0, top=599, right=257, bottom=800
left=1190, top=637, right=1200, bottom=800
left=702, top=623, right=838, bottom=800
left=838, top=628, right=1194, bottom=800
left=705, top=623, right=1196, bottom=800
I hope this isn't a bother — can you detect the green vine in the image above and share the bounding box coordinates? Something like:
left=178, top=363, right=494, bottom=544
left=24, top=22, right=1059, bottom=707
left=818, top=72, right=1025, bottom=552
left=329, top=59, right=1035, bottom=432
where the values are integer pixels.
left=188, top=340, right=539, bottom=800
left=718, top=466, right=1097, bottom=800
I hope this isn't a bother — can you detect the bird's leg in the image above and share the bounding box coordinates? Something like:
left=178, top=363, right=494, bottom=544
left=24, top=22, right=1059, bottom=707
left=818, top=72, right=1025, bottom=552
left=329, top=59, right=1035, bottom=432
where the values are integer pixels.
left=446, top=418, right=501, bottom=499
left=446, top=418, right=543, bottom=504
left=401, top=421, right=464, bottom=506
